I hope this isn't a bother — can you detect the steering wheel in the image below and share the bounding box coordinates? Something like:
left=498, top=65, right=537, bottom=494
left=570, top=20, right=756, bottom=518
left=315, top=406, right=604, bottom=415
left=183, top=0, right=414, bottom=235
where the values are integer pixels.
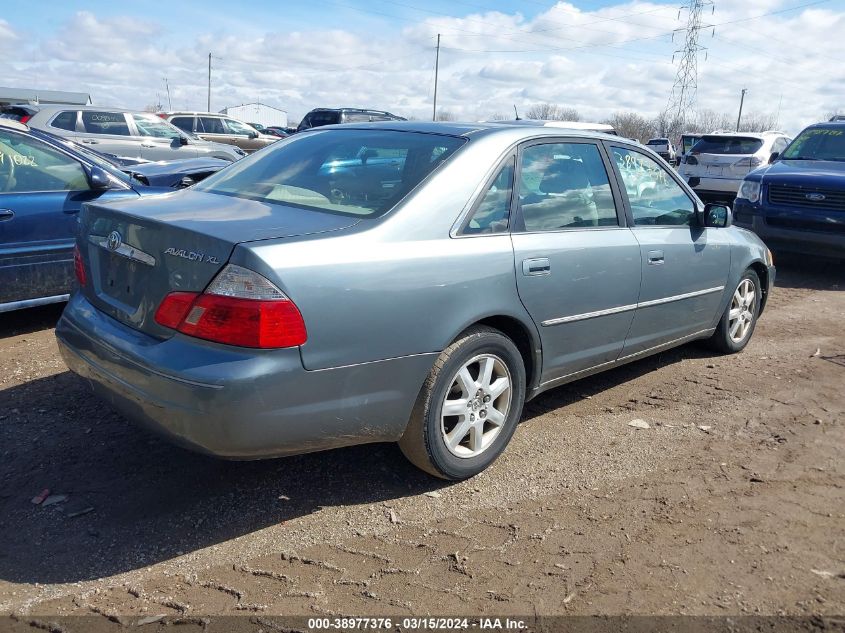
left=0, top=154, right=14, bottom=192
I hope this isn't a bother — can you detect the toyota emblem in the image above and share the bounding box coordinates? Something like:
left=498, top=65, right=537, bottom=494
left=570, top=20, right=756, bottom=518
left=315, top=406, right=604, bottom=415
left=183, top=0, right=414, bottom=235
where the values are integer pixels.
left=106, top=231, right=122, bottom=251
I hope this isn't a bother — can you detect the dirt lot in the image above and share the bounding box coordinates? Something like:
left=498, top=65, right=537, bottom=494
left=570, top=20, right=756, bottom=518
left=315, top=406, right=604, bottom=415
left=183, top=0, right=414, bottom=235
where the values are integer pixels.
left=1, top=255, right=843, bottom=625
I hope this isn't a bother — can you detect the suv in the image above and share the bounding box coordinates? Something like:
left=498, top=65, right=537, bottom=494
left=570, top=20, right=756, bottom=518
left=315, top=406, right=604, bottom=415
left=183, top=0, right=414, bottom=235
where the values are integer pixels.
left=646, top=137, right=677, bottom=164
left=3, top=105, right=244, bottom=162
left=162, top=112, right=279, bottom=153
left=296, top=108, right=406, bottom=132
left=734, top=121, right=845, bottom=259
left=679, top=131, right=792, bottom=202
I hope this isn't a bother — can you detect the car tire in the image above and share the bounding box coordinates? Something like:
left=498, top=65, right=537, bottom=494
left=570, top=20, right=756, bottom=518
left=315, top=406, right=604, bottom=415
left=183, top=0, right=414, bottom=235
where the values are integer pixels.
left=707, top=269, right=762, bottom=354
left=399, top=326, right=526, bottom=480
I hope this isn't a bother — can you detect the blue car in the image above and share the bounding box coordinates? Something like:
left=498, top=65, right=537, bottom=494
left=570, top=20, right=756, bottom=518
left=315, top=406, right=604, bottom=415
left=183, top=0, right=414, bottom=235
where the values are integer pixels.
left=0, top=119, right=175, bottom=313
left=734, top=121, right=845, bottom=259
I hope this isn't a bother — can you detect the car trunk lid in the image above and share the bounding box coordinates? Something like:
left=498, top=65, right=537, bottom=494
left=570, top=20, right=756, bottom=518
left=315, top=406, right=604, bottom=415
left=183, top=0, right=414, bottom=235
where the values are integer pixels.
left=78, top=190, right=360, bottom=337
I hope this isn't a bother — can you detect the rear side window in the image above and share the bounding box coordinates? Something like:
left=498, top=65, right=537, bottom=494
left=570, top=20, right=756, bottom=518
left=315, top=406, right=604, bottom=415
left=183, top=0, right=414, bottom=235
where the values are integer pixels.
left=198, top=117, right=226, bottom=134
left=518, top=142, right=619, bottom=231
left=195, top=129, right=465, bottom=218
left=170, top=116, right=194, bottom=133
left=462, top=159, right=514, bottom=235
left=81, top=111, right=130, bottom=136
left=692, top=136, right=763, bottom=155
left=50, top=111, right=78, bottom=131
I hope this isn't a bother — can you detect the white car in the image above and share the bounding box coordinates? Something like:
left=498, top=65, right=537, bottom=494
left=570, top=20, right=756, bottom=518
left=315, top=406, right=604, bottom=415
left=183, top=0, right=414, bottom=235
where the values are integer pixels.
left=679, top=131, right=792, bottom=201
left=645, top=137, right=677, bottom=164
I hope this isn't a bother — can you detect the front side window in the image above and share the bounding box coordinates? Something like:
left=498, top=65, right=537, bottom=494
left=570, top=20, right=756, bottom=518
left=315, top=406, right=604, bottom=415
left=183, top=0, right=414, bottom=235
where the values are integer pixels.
left=611, top=146, right=694, bottom=226
left=50, top=111, right=78, bottom=131
left=132, top=114, right=182, bottom=139
left=462, top=159, right=514, bottom=235
left=194, top=129, right=465, bottom=218
left=224, top=118, right=256, bottom=135
left=81, top=111, right=130, bottom=136
left=0, top=130, right=90, bottom=193
left=518, top=142, right=619, bottom=231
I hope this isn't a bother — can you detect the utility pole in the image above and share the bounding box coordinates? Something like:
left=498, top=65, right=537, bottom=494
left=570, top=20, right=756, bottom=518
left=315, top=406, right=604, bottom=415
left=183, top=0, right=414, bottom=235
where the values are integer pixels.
left=663, top=0, right=714, bottom=132
left=736, top=88, right=747, bottom=132
left=164, top=77, right=172, bottom=111
left=207, top=53, right=212, bottom=112
left=432, top=34, right=440, bottom=121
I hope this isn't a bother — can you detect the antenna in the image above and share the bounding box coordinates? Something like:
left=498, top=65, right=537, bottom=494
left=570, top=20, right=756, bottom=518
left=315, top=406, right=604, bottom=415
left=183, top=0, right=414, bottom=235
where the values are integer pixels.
left=663, top=0, right=714, bottom=133
left=513, top=105, right=520, bottom=120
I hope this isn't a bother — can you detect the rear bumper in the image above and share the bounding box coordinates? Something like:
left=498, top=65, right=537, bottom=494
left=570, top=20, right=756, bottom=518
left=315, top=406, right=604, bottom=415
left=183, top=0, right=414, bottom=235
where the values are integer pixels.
left=680, top=172, right=742, bottom=196
left=734, top=200, right=845, bottom=259
left=56, top=293, right=435, bottom=458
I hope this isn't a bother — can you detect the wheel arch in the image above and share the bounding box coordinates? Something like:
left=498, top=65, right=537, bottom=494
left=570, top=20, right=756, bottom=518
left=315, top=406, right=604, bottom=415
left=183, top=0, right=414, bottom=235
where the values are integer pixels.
left=747, top=259, right=770, bottom=314
left=456, top=314, right=542, bottom=394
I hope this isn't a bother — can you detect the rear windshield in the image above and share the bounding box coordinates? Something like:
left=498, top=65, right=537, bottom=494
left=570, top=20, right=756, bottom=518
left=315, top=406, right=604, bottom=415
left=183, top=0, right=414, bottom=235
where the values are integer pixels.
left=781, top=127, right=845, bottom=161
left=300, top=112, right=340, bottom=129
left=646, top=139, right=667, bottom=145
left=194, top=129, right=466, bottom=217
left=692, top=136, right=763, bottom=155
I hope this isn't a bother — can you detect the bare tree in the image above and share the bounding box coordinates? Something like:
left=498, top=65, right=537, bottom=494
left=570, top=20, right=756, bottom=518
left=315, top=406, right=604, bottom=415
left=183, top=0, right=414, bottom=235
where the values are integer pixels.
left=143, top=104, right=160, bottom=113
left=435, top=109, right=456, bottom=122
left=738, top=111, right=779, bottom=133
left=604, top=112, right=655, bottom=143
left=525, top=103, right=580, bottom=121
left=487, top=113, right=510, bottom=121
left=690, top=109, right=733, bottom=134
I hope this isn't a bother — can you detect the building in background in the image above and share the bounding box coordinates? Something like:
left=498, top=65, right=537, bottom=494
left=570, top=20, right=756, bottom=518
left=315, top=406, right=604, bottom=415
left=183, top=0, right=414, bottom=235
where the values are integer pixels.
left=0, top=87, right=91, bottom=107
left=221, top=102, right=288, bottom=129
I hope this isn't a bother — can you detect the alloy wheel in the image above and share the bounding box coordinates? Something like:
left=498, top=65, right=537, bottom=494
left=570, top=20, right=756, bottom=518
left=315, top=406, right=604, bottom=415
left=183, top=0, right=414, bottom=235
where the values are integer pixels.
left=729, top=278, right=756, bottom=344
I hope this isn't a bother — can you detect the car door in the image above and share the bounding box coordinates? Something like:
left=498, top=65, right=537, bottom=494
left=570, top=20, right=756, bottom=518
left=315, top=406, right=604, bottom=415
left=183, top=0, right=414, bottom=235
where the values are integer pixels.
left=130, top=113, right=199, bottom=161
left=607, top=144, right=731, bottom=357
left=196, top=116, right=235, bottom=147
left=510, top=139, right=642, bottom=384
left=0, top=128, right=138, bottom=306
left=77, top=111, right=142, bottom=160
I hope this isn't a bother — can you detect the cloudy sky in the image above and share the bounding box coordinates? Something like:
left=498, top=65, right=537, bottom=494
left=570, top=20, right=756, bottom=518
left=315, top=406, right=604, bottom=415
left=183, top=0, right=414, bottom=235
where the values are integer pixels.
left=2, top=0, right=844, bottom=133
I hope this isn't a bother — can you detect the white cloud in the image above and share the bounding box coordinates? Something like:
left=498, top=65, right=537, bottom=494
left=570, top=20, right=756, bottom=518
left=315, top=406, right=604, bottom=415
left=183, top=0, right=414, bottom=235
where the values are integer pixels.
left=2, top=1, right=844, bottom=131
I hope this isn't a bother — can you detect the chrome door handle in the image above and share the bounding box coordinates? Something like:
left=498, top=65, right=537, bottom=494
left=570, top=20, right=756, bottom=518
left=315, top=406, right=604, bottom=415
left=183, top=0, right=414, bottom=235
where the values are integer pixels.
left=0, top=209, right=13, bottom=221
left=522, top=257, right=551, bottom=276
left=647, top=250, right=665, bottom=265
left=80, top=139, right=99, bottom=144
left=140, top=143, right=156, bottom=148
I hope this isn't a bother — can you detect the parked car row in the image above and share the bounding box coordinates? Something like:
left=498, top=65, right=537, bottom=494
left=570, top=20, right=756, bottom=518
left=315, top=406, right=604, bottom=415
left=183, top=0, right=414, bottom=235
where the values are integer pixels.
left=0, top=118, right=228, bottom=313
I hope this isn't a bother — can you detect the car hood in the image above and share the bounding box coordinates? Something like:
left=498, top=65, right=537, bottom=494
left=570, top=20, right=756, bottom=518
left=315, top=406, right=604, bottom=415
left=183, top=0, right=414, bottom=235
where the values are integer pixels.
left=90, top=189, right=362, bottom=243
left=756, top=159, right=845, bottom=184
left=125, top=157, right=230, bottom=178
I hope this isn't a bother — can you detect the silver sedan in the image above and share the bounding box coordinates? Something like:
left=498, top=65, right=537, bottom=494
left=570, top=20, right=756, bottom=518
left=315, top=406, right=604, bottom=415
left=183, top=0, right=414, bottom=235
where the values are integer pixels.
left=56, top=122, right=774, bottom=479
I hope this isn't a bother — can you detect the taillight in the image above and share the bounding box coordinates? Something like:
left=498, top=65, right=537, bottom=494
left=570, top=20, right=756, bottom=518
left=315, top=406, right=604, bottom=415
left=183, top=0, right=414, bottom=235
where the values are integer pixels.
left=734, top=156, right=762, bottom=168
left=19, top=115, right=31, bottom=125
left=73, top=245, right=86, bottom=286
left=154, top=265, right=307, bottom=349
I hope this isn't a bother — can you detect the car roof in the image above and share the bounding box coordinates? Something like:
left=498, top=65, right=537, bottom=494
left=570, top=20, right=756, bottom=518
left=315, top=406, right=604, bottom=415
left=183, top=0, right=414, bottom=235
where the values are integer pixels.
left=806, top=120, right=845, bottom=128
left=162, top=112, right=233, bottom=117
left=297, top=120, right=630, bottom=144
left=703, top=130, right=786, bottom=138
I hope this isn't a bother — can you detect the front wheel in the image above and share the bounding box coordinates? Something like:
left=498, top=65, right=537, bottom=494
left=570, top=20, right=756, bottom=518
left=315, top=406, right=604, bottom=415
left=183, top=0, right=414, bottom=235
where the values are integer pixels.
left=707, top=269, right=761, bottom=353
left=399, top=326, right=526, bottom=480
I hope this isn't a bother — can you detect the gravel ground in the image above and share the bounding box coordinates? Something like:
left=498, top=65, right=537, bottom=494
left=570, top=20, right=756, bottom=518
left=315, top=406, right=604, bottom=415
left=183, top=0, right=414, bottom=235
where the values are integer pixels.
left=0, top=255, right=843, bottom=624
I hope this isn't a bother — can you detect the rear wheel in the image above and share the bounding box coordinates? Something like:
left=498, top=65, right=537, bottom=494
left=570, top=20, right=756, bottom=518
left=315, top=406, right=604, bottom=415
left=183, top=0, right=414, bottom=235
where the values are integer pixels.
left=399, top=326, right=526, bottom=480
left=707, top=269, right=761, bottom=353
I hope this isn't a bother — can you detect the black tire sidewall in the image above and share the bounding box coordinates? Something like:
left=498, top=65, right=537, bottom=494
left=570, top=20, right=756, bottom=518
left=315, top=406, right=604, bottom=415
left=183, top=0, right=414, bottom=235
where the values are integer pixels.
left=424, top=333, right=526, bottom=480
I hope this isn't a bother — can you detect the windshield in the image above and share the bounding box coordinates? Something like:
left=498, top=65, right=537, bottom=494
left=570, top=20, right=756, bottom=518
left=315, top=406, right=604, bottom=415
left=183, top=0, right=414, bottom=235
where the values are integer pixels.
left=692, top=136, right=763, bottom=155
left=781, top=127, right=845, bottom=161
left=194, top=129, right=466, bottom=217
left=647, top=139, right=667, bottom=145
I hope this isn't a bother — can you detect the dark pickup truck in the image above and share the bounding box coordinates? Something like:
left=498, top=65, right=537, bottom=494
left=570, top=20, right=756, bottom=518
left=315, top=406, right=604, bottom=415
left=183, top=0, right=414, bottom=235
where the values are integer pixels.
left=733, top=121, right=845, bottom=259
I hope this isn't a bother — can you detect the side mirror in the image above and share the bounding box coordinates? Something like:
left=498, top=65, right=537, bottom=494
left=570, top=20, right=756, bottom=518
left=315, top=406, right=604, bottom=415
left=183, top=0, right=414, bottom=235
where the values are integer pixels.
left=768, top=151, right=779, bottom=164
left=248, top=131, right=258, bottom=139
left=178, top=135, right=189, bottom=146
left=702, top=202, right=732, bottom=228
left=88, top=166, right=112, bottom=190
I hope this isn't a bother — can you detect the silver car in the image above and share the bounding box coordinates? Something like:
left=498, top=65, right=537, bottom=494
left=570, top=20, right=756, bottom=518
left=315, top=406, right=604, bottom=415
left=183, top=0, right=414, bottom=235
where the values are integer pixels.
left=56, top=122, right=775, bottom=480
left=20, top=105, right=244, bottom=162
